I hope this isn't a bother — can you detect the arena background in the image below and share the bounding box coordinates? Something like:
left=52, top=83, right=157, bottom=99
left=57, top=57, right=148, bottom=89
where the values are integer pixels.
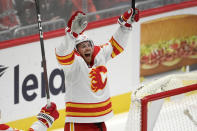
left=0, top=0, right=197, bottom=130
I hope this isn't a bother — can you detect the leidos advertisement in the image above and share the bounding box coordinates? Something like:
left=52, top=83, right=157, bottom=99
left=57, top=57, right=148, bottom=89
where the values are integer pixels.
left=0, top=39, right=66, bottom=123
left=140, top=10, right=197, bottom=76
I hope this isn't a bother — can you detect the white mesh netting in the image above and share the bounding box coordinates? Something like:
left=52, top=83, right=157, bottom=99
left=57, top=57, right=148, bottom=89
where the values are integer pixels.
left=125, top=71, right=197, bottom=131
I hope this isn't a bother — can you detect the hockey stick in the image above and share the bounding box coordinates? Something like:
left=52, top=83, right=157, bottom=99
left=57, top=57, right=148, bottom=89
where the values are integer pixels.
left=34, top=0, right=51, bottom=107
left=131, top=0, right=136, bottom=22
left=131, top=0, right=135, bottom=12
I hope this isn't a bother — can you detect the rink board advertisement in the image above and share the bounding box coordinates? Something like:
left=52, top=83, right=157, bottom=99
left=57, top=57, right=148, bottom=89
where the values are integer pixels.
left=0, top=1, right=196, bottom=130
left=0, top=37, right=66, bottom=123
left=140, top=6, right=197, bottom=76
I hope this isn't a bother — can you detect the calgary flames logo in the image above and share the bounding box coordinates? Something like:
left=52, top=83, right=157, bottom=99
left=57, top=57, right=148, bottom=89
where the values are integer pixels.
left=89, top=66, right=107, bottom=92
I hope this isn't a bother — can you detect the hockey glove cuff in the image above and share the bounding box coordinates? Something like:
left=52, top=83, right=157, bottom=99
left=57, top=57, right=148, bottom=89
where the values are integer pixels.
left=118, top=8, right=140, bottom=29
left=37, top=102, right=59, bottom=128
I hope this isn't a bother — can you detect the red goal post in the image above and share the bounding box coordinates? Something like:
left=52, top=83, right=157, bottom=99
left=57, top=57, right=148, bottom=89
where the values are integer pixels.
left=126, top=72, right=197, bottom=131
left=141, top=83, right=197, bottom=131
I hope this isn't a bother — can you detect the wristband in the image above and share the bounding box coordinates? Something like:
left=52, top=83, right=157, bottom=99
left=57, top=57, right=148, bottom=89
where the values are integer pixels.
left=37, top=112, right=54, bottom=128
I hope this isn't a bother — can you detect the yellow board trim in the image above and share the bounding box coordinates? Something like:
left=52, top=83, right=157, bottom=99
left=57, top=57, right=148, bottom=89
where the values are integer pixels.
left=6, top=81, right=197, bottom=130
left=6, top=92, right=131, bottom=130
left=6, top=79, right=197, bottom=130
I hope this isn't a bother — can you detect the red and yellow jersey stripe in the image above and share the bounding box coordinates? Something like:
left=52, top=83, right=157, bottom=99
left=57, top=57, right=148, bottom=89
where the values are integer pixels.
left=65, top=98, right=112, bottom=117
left=109, top=37, right=124, bottom=58
left=56, top=51, right=75, bottom=65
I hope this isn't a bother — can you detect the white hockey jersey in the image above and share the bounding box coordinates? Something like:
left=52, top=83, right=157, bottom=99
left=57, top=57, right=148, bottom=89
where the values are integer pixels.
left=55, top=25, right=131, bottom=123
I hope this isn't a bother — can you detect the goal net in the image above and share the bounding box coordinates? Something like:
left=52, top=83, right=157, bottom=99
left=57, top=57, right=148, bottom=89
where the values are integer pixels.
left=125, top=71, right=197, bottom=131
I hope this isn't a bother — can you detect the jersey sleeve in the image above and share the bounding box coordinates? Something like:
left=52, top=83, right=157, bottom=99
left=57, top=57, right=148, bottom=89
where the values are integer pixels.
left=101, top=25, right=131, bottom=62
left=55, top=28, right=79, bottom=74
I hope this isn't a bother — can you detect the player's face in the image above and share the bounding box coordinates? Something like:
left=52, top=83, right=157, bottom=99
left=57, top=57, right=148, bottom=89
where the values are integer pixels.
left=77, top=41, right=93, bottom=65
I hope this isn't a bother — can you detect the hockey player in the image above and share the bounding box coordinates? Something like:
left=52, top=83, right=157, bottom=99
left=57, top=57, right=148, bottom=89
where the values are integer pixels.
left=0, top=102, right=59, bottom=131
left=55, top=9, right=139, bottom=131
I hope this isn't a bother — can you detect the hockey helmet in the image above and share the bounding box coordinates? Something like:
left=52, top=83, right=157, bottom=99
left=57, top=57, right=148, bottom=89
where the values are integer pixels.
left=75, top=34, right=94, bottom=50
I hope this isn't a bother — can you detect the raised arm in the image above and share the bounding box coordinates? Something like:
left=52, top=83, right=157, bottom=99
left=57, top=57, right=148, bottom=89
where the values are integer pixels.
left=55, top=11, right=87, bottom=71
left=30, top=102, right=59, bottom=131
left=101, top=8, right=140, bottom=61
